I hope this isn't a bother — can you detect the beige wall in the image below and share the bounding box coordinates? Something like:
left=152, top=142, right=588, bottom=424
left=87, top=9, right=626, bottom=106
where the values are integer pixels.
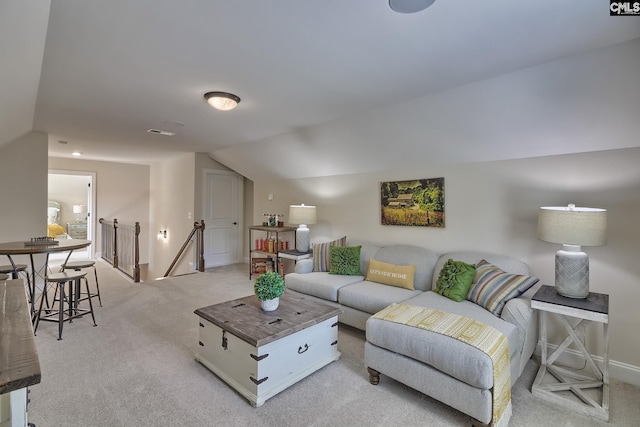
left=253, top=147, right=640, bottom=383
left=148, top=153, right=195, bottom=279
left=48, top=157, right=150, bottom=263
left=0, top=132, right=48, bottom=241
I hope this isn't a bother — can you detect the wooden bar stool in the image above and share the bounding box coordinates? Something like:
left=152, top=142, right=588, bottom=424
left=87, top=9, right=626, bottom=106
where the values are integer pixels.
left=34, top=271, right=97, bottom=340
left=62, top=260, right=102, bottom=307
left=0, top=263, right=32, bottom=301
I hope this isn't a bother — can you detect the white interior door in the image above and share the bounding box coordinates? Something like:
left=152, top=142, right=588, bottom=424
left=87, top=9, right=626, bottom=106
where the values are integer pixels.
left=203, top=170, right=242, bottom=267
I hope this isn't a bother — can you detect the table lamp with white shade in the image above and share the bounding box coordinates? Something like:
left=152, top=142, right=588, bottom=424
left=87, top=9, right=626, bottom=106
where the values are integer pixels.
left=288, top=204, right=316, bottom=253
left=73, top=204, right=86, bottom=222
left=537, top=204, right=607, bottom=299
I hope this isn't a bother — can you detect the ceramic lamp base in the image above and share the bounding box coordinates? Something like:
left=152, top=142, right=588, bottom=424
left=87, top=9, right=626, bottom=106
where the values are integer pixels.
left=295, top=224, right=310, bottom=252
left=555, top=245, right=589, bottom=299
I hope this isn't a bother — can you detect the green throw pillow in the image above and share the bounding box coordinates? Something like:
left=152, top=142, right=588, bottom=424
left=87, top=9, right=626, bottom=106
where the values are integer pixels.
left=435, top=259, right=476, bottom=302
left=329, top=245, right=362, bottom=276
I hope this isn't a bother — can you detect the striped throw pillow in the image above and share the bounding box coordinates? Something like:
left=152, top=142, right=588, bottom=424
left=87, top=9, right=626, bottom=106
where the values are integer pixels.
left=313, top=236, right=347, bottom=272
left=467, top=259, right=539, bottom=317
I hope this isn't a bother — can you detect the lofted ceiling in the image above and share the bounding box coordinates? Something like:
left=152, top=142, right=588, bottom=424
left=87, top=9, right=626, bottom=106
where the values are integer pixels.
left=3, top=1, right=640, bottom=180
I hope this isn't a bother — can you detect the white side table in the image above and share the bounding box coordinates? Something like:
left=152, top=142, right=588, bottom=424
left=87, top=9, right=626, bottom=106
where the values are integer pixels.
left=531, top=285, right=609, bottom=421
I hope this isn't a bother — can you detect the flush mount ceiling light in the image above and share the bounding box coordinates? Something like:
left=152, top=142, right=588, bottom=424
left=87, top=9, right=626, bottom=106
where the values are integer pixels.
left=72, top=151, right=82, bottom=157
left=389, top=0, right=436, bottom=13
left=204, top=92, right=241, bottom=111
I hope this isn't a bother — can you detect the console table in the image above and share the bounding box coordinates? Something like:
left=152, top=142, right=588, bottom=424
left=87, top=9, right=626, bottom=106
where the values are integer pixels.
left=531, top=285, right=609, bottom=421
left=0, top=279, right=41, bottom=426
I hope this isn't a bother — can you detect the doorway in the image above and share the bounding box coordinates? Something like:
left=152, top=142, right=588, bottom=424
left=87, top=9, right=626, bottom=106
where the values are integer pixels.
left=48, top=170, right=96, bottom=260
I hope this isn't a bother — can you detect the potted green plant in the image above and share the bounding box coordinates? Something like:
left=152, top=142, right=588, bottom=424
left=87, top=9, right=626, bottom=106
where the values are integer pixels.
left=254, top=271, right=285, bottom=311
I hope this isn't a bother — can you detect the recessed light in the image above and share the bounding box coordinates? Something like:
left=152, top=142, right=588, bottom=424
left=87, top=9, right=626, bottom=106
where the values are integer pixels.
left=72, top=151, right=82, bottom=157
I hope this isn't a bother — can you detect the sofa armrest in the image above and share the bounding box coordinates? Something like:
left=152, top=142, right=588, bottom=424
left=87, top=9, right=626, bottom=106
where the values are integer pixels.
left=500, top=289, right=540, bottom=375
left=293, top=258, right=314, bottom=274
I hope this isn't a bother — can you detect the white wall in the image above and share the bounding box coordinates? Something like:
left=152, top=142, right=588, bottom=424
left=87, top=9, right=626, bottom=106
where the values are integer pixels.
left=0, top=132, right=48, bottom=241
left=149, top=153, right=195, bottom=279
left=212, top=38, right=640, bottom=182
left=48, top=157, right=150, bottom=263
left=0, top=1, right=50, bottom=147
left=253, top=147, right=640, bottom=382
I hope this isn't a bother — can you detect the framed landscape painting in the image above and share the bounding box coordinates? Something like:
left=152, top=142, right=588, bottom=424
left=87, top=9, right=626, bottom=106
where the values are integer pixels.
left=380, top=177, right=445, bottom=227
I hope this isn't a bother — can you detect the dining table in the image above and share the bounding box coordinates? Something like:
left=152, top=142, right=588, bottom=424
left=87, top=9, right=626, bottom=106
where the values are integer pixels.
left=0, top=238, right=91, bottom=319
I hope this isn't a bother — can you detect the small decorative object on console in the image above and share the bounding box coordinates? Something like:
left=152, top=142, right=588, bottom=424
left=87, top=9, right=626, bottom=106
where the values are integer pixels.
left=254, top=271, right=285, bottom=311
left=24, top=236, right=60, bottom=246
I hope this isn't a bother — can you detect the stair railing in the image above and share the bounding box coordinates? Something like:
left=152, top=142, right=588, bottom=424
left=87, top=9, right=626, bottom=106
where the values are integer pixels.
left=99, top=218, right=141, bottom=282
left=164, top=220, right=205, bottom=277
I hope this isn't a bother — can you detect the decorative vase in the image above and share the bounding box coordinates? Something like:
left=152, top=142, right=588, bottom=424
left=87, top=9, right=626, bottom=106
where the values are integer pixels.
left=261, top=297, right=279, bottom=311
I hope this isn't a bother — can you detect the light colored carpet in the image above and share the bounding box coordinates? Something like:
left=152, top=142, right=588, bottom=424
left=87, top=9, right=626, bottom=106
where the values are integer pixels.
left=29, top=260, right=640, bottom=426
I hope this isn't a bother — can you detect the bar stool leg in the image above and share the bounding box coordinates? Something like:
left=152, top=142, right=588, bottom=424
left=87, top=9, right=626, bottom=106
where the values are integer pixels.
left=92, top=264, right=102, bottom=307
left=58, top=282, right=66, bottom=340
left=84, top=277, right=97, bottom=327
left=24, top=271, right=33, bottom=303
left=33, top=281, right=49, bottom=335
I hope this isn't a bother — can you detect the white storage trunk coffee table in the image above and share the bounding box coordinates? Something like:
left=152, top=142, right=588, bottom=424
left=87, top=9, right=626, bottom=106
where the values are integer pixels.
left=194, top=292, right=341, bottom=406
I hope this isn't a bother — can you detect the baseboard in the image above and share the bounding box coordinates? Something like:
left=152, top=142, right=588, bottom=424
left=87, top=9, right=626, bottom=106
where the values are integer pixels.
left=535, top=343, right=640, bottom=387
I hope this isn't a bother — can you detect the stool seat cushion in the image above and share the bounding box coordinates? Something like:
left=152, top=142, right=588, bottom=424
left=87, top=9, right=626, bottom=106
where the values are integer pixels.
left=0, top=264, right=28, bottom=273
left=63, top=260, right=96, bottom=269
left=366, top=291, right=522, bottom=389
left=47, top=271, right=87, bottom=282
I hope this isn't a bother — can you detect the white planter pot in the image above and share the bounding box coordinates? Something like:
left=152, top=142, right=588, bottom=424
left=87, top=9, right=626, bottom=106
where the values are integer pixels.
left=260, top=297, right=279, bottom=311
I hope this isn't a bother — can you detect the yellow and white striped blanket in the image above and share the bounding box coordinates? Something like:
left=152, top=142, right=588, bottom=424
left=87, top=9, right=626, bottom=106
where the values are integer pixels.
left=372, top=303, right=512, bottom=427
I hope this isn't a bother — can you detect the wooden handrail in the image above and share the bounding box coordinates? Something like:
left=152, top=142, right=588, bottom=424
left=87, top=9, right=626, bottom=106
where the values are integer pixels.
left=164, top=220, right=205, bottom=277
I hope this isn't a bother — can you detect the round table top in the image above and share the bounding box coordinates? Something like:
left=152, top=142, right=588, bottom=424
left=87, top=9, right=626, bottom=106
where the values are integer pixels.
left=0, top=239, right=91, bottom=255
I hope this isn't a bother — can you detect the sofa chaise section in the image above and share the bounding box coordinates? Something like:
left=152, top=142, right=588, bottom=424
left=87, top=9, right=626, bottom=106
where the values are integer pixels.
left=364, top=251, right=540, bottom=426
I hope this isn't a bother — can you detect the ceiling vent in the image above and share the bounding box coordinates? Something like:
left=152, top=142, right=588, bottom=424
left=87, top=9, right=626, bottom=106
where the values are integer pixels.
left=147, top=129, right=175, bottom=136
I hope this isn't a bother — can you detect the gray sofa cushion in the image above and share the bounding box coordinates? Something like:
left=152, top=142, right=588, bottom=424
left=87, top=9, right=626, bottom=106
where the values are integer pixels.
left=366, top=291, right=522, bottom=389
left=338, top=280, right=422, bottom=314
left=372, top=245, right=439, bottom=291
left=285, top=272, right=363, bottom=302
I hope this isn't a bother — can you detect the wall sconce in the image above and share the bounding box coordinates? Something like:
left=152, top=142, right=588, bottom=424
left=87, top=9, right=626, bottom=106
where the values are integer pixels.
left=158, top=230, right=167, bottom=240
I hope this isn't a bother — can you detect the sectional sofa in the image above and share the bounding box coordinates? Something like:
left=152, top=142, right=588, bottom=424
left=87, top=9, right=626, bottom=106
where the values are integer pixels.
left=284, top=241, right=541, bottom=426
